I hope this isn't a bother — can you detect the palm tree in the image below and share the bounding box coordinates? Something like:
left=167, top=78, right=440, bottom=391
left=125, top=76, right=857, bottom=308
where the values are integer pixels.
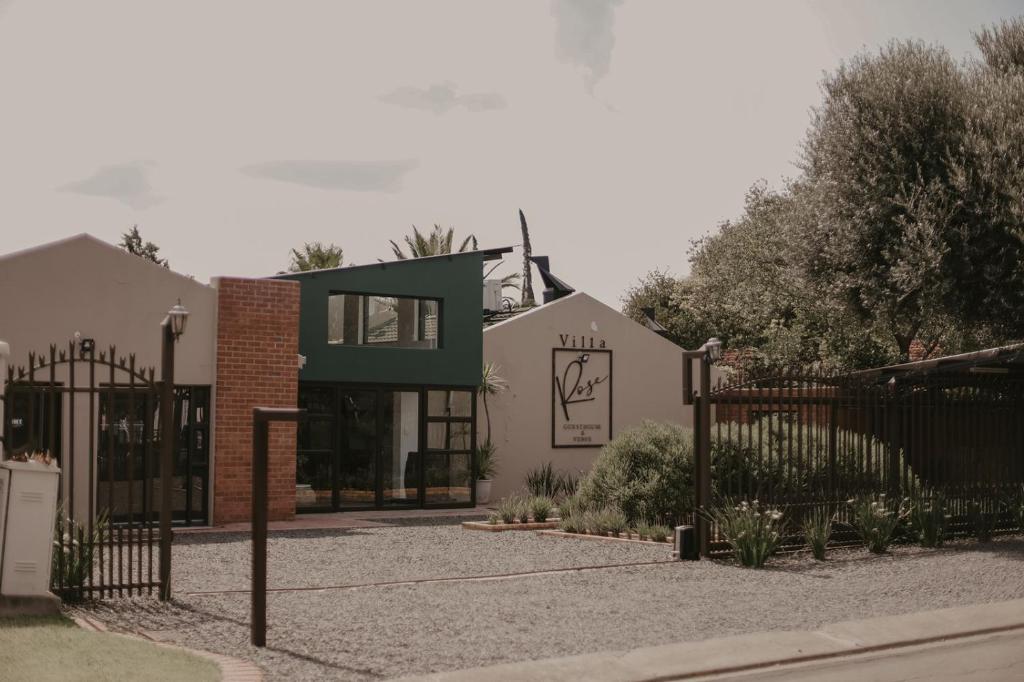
left=389, top=224, right=520, bottom=292
left=479, top=362, right=508, bottom=446
left=288, top=242, right=344, bottom=272
left=390, top=224, right=476, bottom=259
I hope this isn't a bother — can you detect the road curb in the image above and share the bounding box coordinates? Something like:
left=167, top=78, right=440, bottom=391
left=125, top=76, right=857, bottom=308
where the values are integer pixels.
left=397, top=599, right=1024, bottom=682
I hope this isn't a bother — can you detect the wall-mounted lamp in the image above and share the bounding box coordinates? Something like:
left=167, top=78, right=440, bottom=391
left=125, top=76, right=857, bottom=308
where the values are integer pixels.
left=74, top=331, right=96, bottom=354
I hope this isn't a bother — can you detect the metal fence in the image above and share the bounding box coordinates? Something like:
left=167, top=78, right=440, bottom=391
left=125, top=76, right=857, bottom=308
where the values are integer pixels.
left=699, top=369, right=1024, bottom=555
left=2, top=342, right=167, bottom=599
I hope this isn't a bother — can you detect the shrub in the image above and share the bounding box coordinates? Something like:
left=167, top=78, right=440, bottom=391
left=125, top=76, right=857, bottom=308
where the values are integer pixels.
left=648, top=525, right=671, bottom=543
left=496, top=496, right=518, bottom=524
left=558, top=471, right=581, bottom=498
left=525, top=462, right=560, bottom=498
left=849, top=494, right=909, bottom=553
left=559, top=514, right=581, bottom=533
left=577, top=421, right=694, bottom=526
left=603, top=508, right=628, bottom=537
left=516, top=497, right=531, bottom=524
left=802, top=506, right=832, bottom=561
left=909, top=492, right=947, bottom=548
left=635, top=524, right=652, bottom=540
left=487, top=512, right=500, bottom=525
left=705, top=500, right=784, bottom=568
left=52, top=507, right=108, bottom=602
left=968, top=501, right=994, bottom=542
left=530, top=496, right=554, bottom=523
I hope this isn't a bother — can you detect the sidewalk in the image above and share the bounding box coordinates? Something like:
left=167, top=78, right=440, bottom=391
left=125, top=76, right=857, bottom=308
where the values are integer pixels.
left=399, top=598, right=1024, bottom=682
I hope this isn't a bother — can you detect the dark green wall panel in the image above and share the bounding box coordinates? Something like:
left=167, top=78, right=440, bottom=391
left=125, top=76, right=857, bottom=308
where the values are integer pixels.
left=276, top=254, right=483, bottom=387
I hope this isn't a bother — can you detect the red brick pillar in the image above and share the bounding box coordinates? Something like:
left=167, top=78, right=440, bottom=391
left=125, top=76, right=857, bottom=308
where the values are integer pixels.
left=213, top=277, right=301, bottom=524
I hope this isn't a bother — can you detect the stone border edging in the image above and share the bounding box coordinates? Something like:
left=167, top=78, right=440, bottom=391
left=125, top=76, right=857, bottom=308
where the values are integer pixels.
left=393, top=598, right=1024, bottom=682
left=537, top=529, right=672, bottom=546
left=462, top=520, right=560, bottom=531
left=72, top=612, right=263, bottom=682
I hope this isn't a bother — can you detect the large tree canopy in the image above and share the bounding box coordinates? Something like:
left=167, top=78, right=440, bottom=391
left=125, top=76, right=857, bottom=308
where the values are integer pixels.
left=624, top=19, right=1024, bottom=370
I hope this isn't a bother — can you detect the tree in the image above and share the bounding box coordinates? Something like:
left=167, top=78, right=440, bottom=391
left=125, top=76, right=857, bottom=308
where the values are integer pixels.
left=621, top=270, right=709, bottom=351
left=518, top=209, right=536, bottom=306
left=288, top=242, right=343, bottom=272
left=389, top=224, right=476, bottom=259
left=478, top=362, right=508, bottom=447
left=974, top=17, right=1024, bottom=74
left=119, top=225, right=168, bottom=268
left=389, top=223, right=520, bottom=291
left=799, top=41, right=976, bottom=362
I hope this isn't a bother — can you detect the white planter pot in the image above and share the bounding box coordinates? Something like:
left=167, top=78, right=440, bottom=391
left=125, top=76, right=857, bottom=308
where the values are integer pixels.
left=476, top=479, right=493, bottom=505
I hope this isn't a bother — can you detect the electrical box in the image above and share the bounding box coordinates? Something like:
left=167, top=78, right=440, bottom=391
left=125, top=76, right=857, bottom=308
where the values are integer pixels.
left=0, top=461, right=61, bottom=596
left=483, top=280, right=503, bottom=313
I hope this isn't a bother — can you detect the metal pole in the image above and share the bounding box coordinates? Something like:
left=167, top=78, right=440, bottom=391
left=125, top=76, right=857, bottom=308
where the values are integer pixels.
left=252, top=415, right=268, bottom=647
left=159, top=321, right=175, bottom=601
left=252, top=407, right=305, bottom=648
left=696, top=352, right=712, bottom=557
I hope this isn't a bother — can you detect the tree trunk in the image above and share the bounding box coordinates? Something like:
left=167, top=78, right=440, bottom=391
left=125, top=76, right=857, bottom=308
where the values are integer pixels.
left=482, top=390, right=492, bottom=446
left=519, top=209, right=536, bottom=307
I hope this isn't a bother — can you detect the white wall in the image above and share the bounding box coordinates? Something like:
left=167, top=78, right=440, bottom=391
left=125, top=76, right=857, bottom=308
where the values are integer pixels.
left=0, top=234, right=218, bottom=517
left=482, top=293, right=707, bottom=501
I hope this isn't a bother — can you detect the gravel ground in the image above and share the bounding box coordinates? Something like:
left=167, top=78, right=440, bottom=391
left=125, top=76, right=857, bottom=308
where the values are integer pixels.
left=169, top=523, right=671, bottom=593
left=76, top=529, right=1024, bottom=682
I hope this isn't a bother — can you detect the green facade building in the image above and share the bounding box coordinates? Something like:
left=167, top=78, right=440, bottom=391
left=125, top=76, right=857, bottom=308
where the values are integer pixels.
left=274, top=248, right=510, bottom=511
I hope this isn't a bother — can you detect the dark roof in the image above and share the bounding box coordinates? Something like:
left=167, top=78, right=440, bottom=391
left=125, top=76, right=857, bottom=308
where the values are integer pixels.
left=272, top=246, right=514, bottom=279
left=852, top=343, right=1024, bottom=381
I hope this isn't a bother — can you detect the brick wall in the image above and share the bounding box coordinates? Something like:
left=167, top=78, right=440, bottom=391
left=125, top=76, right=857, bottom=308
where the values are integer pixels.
left=213, top=277, right=301, bottom=524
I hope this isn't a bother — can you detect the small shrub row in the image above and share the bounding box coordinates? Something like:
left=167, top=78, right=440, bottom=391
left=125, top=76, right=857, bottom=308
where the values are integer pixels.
left=487, top=495, right=557, bottom=525
left=557, top=497, right=671, bottom=541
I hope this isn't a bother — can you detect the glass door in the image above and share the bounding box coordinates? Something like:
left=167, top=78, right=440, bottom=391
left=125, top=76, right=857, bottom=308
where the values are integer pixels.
left=380, top=391, right=420, bottom=506
left=338, top=390, right=378, bottom=508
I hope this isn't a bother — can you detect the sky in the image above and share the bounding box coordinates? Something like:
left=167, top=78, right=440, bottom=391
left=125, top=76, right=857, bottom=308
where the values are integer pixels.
left=1, top=0, right=1022, bottom=307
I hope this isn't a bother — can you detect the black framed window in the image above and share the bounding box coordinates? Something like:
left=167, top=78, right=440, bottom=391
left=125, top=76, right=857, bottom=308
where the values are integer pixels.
left=327, top=293, right=439, bottom=349
left=424, top=389, right=475, bottom=505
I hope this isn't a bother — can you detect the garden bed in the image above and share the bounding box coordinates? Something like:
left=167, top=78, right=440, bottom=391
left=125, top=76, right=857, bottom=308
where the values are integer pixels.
left=463, top=520, right=560, bottom=532
left=539, top=529, right=672, bottom=545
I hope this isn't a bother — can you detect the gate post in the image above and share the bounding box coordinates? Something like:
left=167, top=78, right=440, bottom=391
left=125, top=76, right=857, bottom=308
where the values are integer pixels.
left=684, top=339, right=720, bottom=558
left=158, top=321, right=175, bottom=601
left=251, top=407, right=305, bottom=647
left=158, top=302, right=189, bottom=602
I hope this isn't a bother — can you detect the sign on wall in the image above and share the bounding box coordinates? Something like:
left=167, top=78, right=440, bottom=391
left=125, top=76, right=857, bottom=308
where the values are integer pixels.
left=552, top=347, right=612, bottom=448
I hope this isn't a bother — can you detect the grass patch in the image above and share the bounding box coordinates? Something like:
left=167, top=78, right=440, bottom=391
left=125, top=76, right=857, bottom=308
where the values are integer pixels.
left=0, top=615, right=220, bottom=682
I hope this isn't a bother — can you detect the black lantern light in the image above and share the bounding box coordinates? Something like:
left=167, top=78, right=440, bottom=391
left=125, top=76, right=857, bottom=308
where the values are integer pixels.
left=168, top=299, right=189, bottom=339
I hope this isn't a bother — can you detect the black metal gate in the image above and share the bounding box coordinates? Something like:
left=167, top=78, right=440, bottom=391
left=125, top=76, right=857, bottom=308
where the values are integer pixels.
left=2, top=342, right=167, bottom=599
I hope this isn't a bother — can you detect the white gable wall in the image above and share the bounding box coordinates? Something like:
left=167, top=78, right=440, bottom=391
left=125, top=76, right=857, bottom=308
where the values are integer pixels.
left=482, top=292, right=699, bottom=501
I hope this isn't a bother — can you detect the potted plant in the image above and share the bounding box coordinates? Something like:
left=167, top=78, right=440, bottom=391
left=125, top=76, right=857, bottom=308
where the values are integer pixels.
left=475, top=440, right=498, bottom=504
left=475, top=362, right=508, bottom=505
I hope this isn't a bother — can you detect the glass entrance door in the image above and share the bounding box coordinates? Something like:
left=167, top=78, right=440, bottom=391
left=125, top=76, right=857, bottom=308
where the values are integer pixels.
left=338, top=390, right=377, bottom=508
left=296, top=384, right=472, bottom=511
left=381, top=391, right=420, bottom=506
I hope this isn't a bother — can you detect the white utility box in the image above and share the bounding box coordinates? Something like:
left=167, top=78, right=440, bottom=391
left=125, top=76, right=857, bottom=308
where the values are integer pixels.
left=0, top=460, right=61, bottom=596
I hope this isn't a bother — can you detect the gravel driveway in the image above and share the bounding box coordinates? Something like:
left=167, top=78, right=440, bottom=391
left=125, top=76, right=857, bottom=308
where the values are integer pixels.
left=77, top=525, right=1024, bottom=682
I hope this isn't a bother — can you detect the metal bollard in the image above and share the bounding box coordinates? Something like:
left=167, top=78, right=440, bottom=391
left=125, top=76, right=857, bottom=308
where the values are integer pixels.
left=672, top=525, right=698, bottom=561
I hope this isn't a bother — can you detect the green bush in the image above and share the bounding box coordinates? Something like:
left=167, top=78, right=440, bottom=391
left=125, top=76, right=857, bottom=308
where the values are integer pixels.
left=525, top=463, right=560, bottom=498
left=577, top=421, right=694, bottom=526
left=496, top=496, right=518, bottom=524
left=802, top=506, right=832, bottom=561
left=909, top=492, right=947, bottom=548
left=603, top=508, right=628, bottom=537
left=52, top=507, right=108, bottom=602
left=705, top=499, right=784, bottom=568
left=849, top=494, right=909, bottom=553
left=529, top=496, right=554, bottom=523
left=516, top=497, right=531, bottom=524
left=648, top=525, right=671, bottom=542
